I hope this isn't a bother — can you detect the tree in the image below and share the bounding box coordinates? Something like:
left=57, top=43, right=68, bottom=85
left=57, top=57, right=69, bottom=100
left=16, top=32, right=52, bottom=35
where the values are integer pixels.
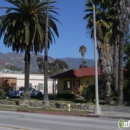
left=123, top=33, right=130, bottom=104
left=36, top=57, right=44, bottom=71
left=6, top=64, right=21, bottom=71
left=84, top=0, right=118, bottom=103
left=44, top=0, right=50, bottom=105
left=0, top=0, right=59, bottom=99
left=36, top=57, right=69, bottom=75
left=116, top=0, right=130, bottom=105
left=53, top=59, right=69, bottom=69
left=79, top=45, right=87, bottom=67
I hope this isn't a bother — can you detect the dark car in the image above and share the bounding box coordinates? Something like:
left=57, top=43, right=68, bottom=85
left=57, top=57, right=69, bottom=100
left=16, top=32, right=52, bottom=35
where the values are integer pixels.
left=7, top=87, right=42, bottom=98
left=19, top=87, right=43, bottom=98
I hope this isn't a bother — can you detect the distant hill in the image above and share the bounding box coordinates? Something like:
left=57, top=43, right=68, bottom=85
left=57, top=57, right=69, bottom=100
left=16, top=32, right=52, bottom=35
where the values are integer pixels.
left=0, top=52, right=95, bottom=72
left=59, top=57, right=94, bottom=69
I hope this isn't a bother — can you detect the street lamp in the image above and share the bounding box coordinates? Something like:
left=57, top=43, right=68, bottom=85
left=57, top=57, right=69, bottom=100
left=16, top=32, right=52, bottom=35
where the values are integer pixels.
left=90, top=0, right=101, bottom=115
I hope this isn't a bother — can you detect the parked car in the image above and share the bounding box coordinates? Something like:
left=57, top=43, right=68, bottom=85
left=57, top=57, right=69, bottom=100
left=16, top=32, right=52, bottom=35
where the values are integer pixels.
left=6, top=87, right=42, bottom=98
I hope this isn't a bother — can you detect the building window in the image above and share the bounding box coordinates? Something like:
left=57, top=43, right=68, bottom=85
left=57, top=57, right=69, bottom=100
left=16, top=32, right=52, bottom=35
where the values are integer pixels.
left=86, top=81, right=89, bottom=84
left=29, top=83, right=32, bottom=87
left=38, top=84, right=43, bottom=90
left=64, top=80, right=71, bottom=90
left=11, top=83, right=16, bottom=90
left=11, top=83, right=16, bottom=87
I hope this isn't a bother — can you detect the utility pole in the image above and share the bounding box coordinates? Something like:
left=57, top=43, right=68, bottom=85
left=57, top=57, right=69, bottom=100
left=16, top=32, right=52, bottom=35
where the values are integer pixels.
left=90, top=0, right=101, bottom=114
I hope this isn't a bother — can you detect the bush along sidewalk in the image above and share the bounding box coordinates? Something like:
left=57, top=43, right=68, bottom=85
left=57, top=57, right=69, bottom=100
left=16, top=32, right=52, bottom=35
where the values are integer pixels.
left=0, top=89, right=5, bottom=99
left=0, top=99, right=89, bottom=111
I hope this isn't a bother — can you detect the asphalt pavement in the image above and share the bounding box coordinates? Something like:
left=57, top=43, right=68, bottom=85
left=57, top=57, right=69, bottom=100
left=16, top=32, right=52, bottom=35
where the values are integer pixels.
left=0, top=111, right=122, bottom=130
left=16, top=109, right=130, bottom=119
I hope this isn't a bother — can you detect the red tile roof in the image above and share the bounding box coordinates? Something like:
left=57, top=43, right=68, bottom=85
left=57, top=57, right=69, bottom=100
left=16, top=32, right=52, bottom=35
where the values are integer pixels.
left=73, top=66, right=101, bottom=77
left=50, top=66, right=101, bottom=79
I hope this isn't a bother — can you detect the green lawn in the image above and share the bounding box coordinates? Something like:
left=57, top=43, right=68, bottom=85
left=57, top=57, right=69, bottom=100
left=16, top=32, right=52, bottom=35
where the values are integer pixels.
left=0, top=98, right=107, bottom=115
left=2, top=97, right=105, bottom=105
left=0, top=104, right=91, bottom=114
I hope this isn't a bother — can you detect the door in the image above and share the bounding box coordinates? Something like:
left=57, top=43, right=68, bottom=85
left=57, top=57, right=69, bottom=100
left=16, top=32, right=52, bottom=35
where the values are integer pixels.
left=75, top=80, right=80, bottom=94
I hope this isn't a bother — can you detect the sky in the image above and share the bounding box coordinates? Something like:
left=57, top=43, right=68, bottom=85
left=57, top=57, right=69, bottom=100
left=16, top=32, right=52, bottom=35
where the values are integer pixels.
left=0, top=0, right=95, bottom=59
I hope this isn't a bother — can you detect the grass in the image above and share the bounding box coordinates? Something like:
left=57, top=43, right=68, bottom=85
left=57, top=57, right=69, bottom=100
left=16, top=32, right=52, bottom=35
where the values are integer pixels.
left=4, top=98, right=40, bottom=102
left=0, top=98, right=106, bottom=116
left=2, top=97, right=106, bottom=105
left=0, top=104, right=91, bottom=114
left=0, top=98, right=94, bottom=115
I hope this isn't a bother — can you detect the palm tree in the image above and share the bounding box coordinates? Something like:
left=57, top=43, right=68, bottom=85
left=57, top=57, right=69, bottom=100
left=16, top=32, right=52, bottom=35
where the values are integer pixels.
left=116, top=0, right=130, bottom=105
left=118, top=33, right=124, bottom=105
left=0, top=0, right=59, bottom=98
left=113, top=35, right=119, bottom=92
left=79, top=45, right=87, bottom=67
left=44, top=0, right=49, bottom=105
left=84, top=0, right=118, bottom=103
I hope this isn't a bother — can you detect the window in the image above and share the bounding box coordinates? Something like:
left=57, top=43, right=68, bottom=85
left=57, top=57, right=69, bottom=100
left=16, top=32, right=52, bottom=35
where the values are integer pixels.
left=19, top=87, right=24, bottom=91
left=86, top=81, right=89, bottom=84
left=29, top=88, right=35, bottom=91
left=38, top=84, right=43, bottom=90
left=11, top=83, right=16, bottom=88
left=64, top=80, right=71, bottom=90
left=29, top=83, right=32, bottom=87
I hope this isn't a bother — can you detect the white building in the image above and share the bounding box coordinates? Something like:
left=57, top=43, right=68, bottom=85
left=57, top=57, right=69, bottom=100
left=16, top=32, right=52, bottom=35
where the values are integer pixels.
left=0, top=70, right=56, bottom=94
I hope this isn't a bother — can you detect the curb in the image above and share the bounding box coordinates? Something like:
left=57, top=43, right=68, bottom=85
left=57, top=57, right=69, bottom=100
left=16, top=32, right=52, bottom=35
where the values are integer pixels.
left=1, top=109, right=129, bottom=119
left=17, top=110, right=100, bottom=118
left=16, top=110, right=130, bottom=119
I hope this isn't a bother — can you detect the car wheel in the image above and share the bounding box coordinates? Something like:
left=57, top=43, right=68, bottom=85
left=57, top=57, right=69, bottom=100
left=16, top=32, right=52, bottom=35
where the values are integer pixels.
left=20, top=93, right=24, bottom=98
left=6, top=96, right=9, bottom=99
left=37, top=93, right=42, bottom=98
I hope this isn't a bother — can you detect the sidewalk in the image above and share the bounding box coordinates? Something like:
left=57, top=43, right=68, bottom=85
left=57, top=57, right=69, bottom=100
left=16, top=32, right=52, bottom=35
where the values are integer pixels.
left=100, top=111, right=130, bottom=119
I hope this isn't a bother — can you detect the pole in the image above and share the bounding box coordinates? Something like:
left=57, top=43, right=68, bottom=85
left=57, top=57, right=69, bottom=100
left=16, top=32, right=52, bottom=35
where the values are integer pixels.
left=90, top=1, right=101, bottom=114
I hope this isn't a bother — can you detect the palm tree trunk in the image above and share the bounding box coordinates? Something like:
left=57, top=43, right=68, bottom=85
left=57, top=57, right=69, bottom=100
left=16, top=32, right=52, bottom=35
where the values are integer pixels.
left=118, top=33, right=124, bottom=105
left=113, top=36, right=119, bottom=92
left=105, top=78, right=111, bottom=104
left=43, top=0, right=49, bottom=105
left=24, top=46, right=30, bottom=98
left=98, top=42, right=113, bottom=103
left=82, top=56, right=84, bottom=67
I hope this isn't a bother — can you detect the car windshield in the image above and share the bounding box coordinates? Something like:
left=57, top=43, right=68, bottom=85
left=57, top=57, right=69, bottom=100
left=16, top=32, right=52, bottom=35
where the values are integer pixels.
left=19, top=87, right=36, bottom=91
left=19, top=87, right=24, bottom=91
left=29, top=88, right=35, bottom=91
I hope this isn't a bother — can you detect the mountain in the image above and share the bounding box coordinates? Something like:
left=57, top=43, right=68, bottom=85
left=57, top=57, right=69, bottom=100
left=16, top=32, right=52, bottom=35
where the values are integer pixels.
left=59, top=57, right=94, bottom=69
left=0, top=52, right=94, bottom=72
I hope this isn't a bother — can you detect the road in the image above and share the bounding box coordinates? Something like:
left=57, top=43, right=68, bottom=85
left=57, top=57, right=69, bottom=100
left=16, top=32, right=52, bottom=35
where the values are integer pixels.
left=0, top=111, right=127, bottom=130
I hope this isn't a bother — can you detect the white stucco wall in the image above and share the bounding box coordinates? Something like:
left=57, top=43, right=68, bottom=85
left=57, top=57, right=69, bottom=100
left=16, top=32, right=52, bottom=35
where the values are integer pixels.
left=0, top=72, right=54, bottom=94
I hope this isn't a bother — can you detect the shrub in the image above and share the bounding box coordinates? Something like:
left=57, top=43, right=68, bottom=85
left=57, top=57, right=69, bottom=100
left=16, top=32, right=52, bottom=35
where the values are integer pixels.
left=78, top=84, right=88, bottom=94
left=110, top=91, right=118, bottom=100
left=124, top=85, right=130, bottom=104
left=99, top=88, right=106, bottom=100
left=48, top=94, right=75, bottom=100
left=81, top=85, right=95, bottom=102
left=0, top=89, right=5, bottom=99
left=49, top=94, right=57, bottom=99
left=56, top=94, right=75, bottom=99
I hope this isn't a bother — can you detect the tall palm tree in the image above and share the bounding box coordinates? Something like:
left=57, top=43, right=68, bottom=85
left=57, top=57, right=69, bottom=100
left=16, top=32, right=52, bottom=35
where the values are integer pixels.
left=118, top=33, right=124, bottom=105
left=0, top=0, right=59, bottom=98
left=44, top=0, right=49, bottom=105
left=113, top=35, right=119, bottom=92
left=116, top=0, right=130, bottom=105
left=84, top=0, right=118, bottom=103
left=79, top=45, right=87, bottom=67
